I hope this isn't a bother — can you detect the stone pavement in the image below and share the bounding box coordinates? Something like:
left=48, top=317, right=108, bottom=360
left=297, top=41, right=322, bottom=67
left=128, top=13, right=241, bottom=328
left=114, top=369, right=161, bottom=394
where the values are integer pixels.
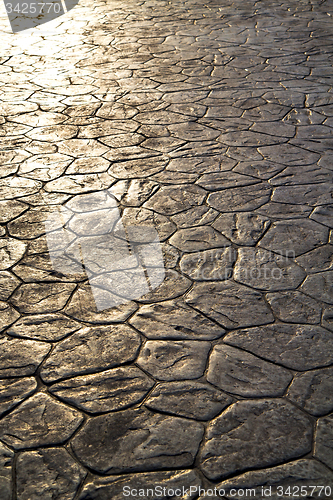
left=0, top=0, right=333, bottom=498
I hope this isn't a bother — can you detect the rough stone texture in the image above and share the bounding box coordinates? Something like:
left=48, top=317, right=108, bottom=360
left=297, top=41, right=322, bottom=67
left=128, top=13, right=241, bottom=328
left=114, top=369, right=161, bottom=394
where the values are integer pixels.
left=72, top=408, right=204, bottom=473
left=314, top=414, right=333, bottom=470
left=16, top=448, right=86, bottom=500
left=185, top=281, right=274, bottom=329
left=7, top=313, right=82, bottom=341
left=129, top=299, right=225, bottom=340
left=145, top=381, right=232, bottom=421
left=78, top=470, right=201, bottom=500
left=0, top=442, right=13, bottom=500
left=212, top=212, right=270, bottom=246
left=137, top=340, right=210, bottom=380
left=266, top=291, right=321, bottom=324
left=0, top=377, right=37, bottom=416
left=258, top=219, right=329, bottom=256
left=234, top=248, right=306, bottom=291
left=215, top=460, right=333, bottom=500
left=0, top=336, right=51, bottom=377
left=207, top=344, right=292, bottom=397
left=223, top=324, right=333, bottom=371
left=0, top=393, right=83, bottom=449
left=200, top=399, right=312, bottom=480
left=1, top=0, right=333, bottom=494
left=40, top=325, right=141, bottom=383
left=179, top=248, right=236, bottom=281
left=49, top=366, right=154, bottom=413
left=287, top=366, right=333, bottom=416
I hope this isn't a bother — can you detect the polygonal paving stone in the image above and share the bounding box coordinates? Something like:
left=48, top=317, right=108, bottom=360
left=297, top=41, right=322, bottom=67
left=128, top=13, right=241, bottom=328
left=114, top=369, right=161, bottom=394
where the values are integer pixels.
left=40, top=324, right=141, bottom=383
left=0, top=238, right=27, bottom=270
left=169, top=122, right=220, bottom=141
left=10, top=283, right=76, bottom=314
left=269, top=165, right=332, bottom=186
left=120, top=207, right=176, bottom=242
left=0, top=177, right=42, bottom=199
left=300, top=271, right=333, bottom=304
left=57, top=139, right=109, bottom=157
left=314, top=414, right=333, bottom=470
left=108, top=156, right=167, bottom=179
left=199, top=399, right=312, bottom=481
left=180, top=248, right=236, bottom=280
left=0, top=271, right=20, bottom=300
left=171, top=206, right=218, bottom=228
left=0, top=199, right=27, bottom=223
left=64, top=283, right=139, bottom=324
left=26, top=125, right=78, bottom=142
left=145, top=381, right=232, bottom=421
left=0, top=336, right=50, bottom=377
left=218, top=130, right=287, bottom=146
left=272, top=183, right=333, bottom=206
left=9, top=110, right=67, bottom=126
left=7, top=313, right=82, bottom=342
left=266, top=291, right=321, bottom=324
left=129, top=298, right=225, bottom=340
left=111, top=179, right=159, bottom=206
left=212, top=212, right=270, bottom=246
left=216, top=459, right=333, bottom=500
left=186, top=280, right=274, bottom=329
left=0, top=393, right=83, bottom=450
left=258, top=219, right=328, bottom=256
left=49, top=366, right=154, bottom=413
left=72, top=408, right=204, bottom=474
left=207, top=183, right=271, bottom=212
left=0, top=442, right=13, bottom=500
left=137, top=340, right=211, bottom=381
left=8, top=206, right=72, bottom=239
left=258, top=143, right=320, bottom=165
left=16, top=448, right=86, bottom=500
left=66, top=157, right=110, bottom=174
left=296, top=245, right=333, bottom=273
left=234, top=247, right=306, bottom=291
left=169, top=226, right=230, bottom=252
left=224, top=324, right=333, bottom=370
left=207, top=344, right=292, bottom=397
left=0, top=377, right=37, bottom=416
left=287, top=366, right=333, bottom=416
left=12, top=253, right=87, bottom=283
left=256, top=201, right=312, bottom=219
left=136, top=269, right=191, bottom=303
left=18, top=153, right=73, bottom=181
left=143, top=185, right=206, bottom=215
left=234, top=160, right=285, bottom=180
left=0, top=302, right=20, bottom=333
left=311, top=204, right=333, bottom=227
left=44, top=173, right=114, bottom=194
left=78, top=470, right=201, bottom=500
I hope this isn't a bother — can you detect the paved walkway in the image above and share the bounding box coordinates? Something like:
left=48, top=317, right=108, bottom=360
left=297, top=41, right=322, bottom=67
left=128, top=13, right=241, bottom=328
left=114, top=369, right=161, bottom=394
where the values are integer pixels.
left=0, top=0, right=333, bottom=498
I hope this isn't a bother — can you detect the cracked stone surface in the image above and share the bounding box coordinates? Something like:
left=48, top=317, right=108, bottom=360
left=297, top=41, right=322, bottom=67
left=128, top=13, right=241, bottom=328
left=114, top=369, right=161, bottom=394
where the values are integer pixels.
left=1, top=0, right=333, bottom=495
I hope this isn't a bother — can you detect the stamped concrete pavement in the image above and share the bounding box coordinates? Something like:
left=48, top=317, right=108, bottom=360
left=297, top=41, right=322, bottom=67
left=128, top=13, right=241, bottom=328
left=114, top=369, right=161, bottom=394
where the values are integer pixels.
left=0, top=0, right=333, bottom=498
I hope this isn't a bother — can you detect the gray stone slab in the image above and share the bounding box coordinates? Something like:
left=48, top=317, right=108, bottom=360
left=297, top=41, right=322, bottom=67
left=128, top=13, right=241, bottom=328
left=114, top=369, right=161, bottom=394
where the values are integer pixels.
left=10, top=283, right=76, bottom=313
left=16, top=448, right=86, bottom=500
left=169, top=226, right=230, bottom=252
left=7, top=313, right=82, bottom=341
left=49, top=366, right=154, bottom=413
left=0, top=442, right=13, bottom=500
left=72, top=408, right=204, bottom=473
left=129, top=298, right=225, bottom=340
left=196, top=172, right=259, bottom=190
left=207, top=344, right=292, bottom=397
left=314, top=414, right=333, bottom=470
left=258, top=219, right=328, bottom=256
left=272, top=183, right=333, bottom=206
left=199, top=399, right=312, bottom=480
left=180, top=248, right=236, bottom=280
left=40, top=324, right=141, bottom=383
left=287, top=366, right=333, bottom=416
left=145, top=381, right=232, bottom=420
left=224, top=324, right=333, bottom=370
left=0, top=302, right=20, bottom=332
left=300, top=271, right=333, bottom=304
left=212, top=212, right=270, bottom=245
left=137, top=340, right=210, bottom=380
left=0, top=377, right=37, bottom=417
left=185, top=281, right=274, bottom=329
left=215, top=459, right=333, bottom=500
left=234, top=248, right=306, bottom=291
left=143, top=185, right=206, bottom=215
left=0, top=393, right=83, bottom=449
left=0, top=336, right=50, bottom=377
left=207, top=184, right=271, bottom=212
left=295, top=245, right=333, bottom=273
left=310, top=204, right=333, bottom=227
left=266, top=291, right=321, bottom=324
